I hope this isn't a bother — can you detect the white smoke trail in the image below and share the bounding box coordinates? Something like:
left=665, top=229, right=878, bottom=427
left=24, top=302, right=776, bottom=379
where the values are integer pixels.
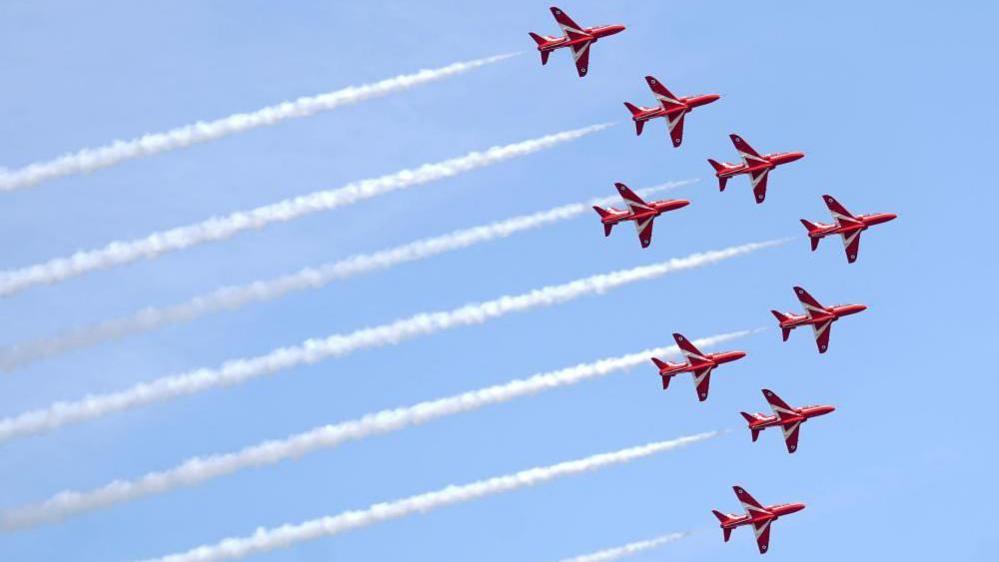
left=0, top=181, right=693, bottom=370
left=0, top=239, right=784, bottom=444
left=0, top=331, right=747, bottom=529
left=557, top=532, right=689, bottom=562
left=132, top=432, right=719, bottom=562
left=0, top=53, right=519, bottom=193
left=0, top=123, right=610, bottom=297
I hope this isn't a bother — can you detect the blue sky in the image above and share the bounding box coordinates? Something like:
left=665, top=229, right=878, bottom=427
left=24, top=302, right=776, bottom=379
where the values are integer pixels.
left=0, top=1, right=994, bottom=560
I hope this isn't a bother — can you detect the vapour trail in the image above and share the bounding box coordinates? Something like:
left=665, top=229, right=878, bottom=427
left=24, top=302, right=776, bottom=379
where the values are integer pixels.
left=0, top=331, right=747, bottom=529
left=0, top=181, right=693, bottom=370
left=0, top=123, right=610, bottom=297
left=131, top=432, right=719, bottom=562
left=557, top=532, right=690, bottom=562
left=0, top=53, right=519, bottom=193
left=0, top=239, right=785, bottom=444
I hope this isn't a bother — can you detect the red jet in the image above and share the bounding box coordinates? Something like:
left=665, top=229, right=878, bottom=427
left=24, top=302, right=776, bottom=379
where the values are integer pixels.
left=593, top=183, right=689, bottom=248
left=623, top=76, right=720, bottom=147
left=650, top=332, right=746, bottom=401
left=771, top=286, right=867, bottom=353
left=741, top=389, right=835, bottom=454
left=708, top=134, right=805, bottom=203
left=713, top=486, right=806, bottom=554
left=529, top=7, right=626, bottom=77
left=801, top=194, right=897, bottom=263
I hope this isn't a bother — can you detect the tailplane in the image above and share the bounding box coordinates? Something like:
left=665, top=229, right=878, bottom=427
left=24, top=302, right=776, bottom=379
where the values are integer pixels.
left=740, top=412, right=762, bottom=441
left=800, top=219, right=821, bottom=251
left=593, top=207, right=614, bottom=237
left=708, top=159, right=729, bottom=191
left=771, top=311, right=793, bottom=341
left=623, top=103, right=645, bottom=135
left=712, top=510, right=734, bottom=542
left=529, top=33, right=550, bottom=64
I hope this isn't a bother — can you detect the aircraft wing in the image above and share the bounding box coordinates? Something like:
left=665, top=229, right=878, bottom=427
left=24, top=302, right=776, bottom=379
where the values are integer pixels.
left=692, top=365, right=714, bottom=401
left=811, top=319, right=833, bottom=353
left=841, top=230, right=862, bottom=263
left=781, top=420, right=803, bottom=453
left=550, top=7, right=589, bottom=40
left=570, top=40, right=592, bottom=77
left=673, top=333, right=710, bottom=365
left=753, top=519, right=773, bottom=554
left=823, top=194, right=860, bottom=226
left=762, top=389, right=797, bottom=422
left=666, top=111, right=687, bottom=147
left=793, top=286, right=827, bottom=319
left=730, top=134, right=767, bottom=166
left=750, top=168, right=769, bottom=203
left=615, top=182, right=652, bottom=214
left=733, top=486, right=771, bottom=518
left=645, top=76, right=684, bottom=109
left=634, top=216, right=654, bottom=248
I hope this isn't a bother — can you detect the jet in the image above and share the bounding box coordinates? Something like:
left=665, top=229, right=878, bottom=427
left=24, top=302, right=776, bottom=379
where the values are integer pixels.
left=593, top=183, right=689, bottom=248
left=623, top=76, right=720, bottom=147
left=650, top=332, right=746, bottom=401
left=708, top=134, right=805, bottom=203
left=529, top=7, right=626, bottom=77
left=741, top=389, right=835, bottom=453
left=801, top=194, right=897, bottom=263
left=771, top=286, right=867, bottom=353
left=712, top=486, right=806, bottom=554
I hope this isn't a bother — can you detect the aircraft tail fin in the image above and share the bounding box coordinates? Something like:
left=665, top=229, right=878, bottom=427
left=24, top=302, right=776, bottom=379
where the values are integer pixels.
left=771, top=310, right=793, bottom=341
left=800, top=219, right=821, bottom=251
left=623, top=104, right=645, bottom=135
left=707, top=158, right=726, bottom=173
left=712, top=510, right=734, bottom=541
left=740, top=412, right=762, bottom=441
left=593, top=207, right=614, bottom=236
left=623, top=101, right=643, bottom=116
left=529, top=33, right=550, bottom=64
left=708, top=160, right=729, bottom=191
left=650, top=356, right=669, bottom=372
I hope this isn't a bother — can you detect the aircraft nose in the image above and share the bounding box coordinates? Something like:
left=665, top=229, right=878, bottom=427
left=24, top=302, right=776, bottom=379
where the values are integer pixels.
left=703, top=94, right=722, bottom=104
left=787, top=152, right=806, bottom=163
left=675, top=199, right=691, bottom=208
left=788, top=503, right=806, bottom=514
left=730, top=351, right=747, bottom=361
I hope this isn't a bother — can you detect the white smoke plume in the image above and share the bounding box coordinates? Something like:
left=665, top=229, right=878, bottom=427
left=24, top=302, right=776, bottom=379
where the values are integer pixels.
left=0, top=181, right=693, bottom=370
left=557, top=532, right=690, bottom=562
left=0, top=123, right=611, bottom=297
left=0, top=240, right=784, bottom=444
left=0, top=54, right=519, bottom=193
left=131, top=432, right=719, bottom=562
left=0, top=331, right=747, bottom=529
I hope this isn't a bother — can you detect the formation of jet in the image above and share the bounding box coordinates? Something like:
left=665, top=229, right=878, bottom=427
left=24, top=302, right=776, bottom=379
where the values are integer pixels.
left=529, top=7, right=625, bottom=77
left=593, top=183, right=689, bottom=248
left=741, top=389, right=835, bottom=453
left=525, top=8, right=891, bottom=556
left=650, top=333, right=746, bottom=401
left=708, top=134, right=805, bottom=203
left=713, top=486, right=805, bottom=554
left=801, top=195, right=897, bottom=263
left=623, top=76, right=720, bottom=147
left=772, top=286, right=867, bottom=353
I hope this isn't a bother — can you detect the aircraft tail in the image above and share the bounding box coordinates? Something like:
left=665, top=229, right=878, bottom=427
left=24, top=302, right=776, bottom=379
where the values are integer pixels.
left=800, top=219, right=821, bottom=250
left=771, top=310, right=793, bottom=341
left=712, top=511, right=735, bottom=542
left=708, top=159, right=729, bottom=191
left=650, top=358, right=672, bottom=389
left=593, top=207, right=614, bottom=236
left=623, top=104, right=645, bottom=135
left=529, top=33, right=550, bottom=64
left=740, top=412, right=762, bottom=441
